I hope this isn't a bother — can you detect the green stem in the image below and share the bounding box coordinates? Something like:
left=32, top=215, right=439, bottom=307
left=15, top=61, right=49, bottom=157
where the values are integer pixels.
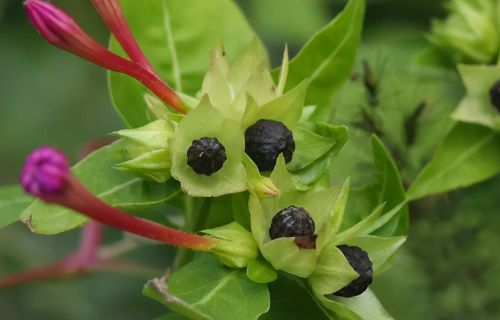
left=173, top=198, right=213, bottom=270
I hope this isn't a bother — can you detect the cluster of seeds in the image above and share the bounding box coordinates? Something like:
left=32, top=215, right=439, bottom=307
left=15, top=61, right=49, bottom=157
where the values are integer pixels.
left=185, top=117, right=373, bottom=297
left=187, top=119, right=295, bottom=175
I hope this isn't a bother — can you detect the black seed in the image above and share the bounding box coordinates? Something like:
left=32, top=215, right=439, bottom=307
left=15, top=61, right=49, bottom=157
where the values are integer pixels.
left=187, top=137, right=227, bottom=176
left=269, top=205, right=315, bottom=241
left=333, top=245, right=373, bottom=298
left=245, top=119, right=295, bottom=172
left=489, top=80, right=500, bottom=111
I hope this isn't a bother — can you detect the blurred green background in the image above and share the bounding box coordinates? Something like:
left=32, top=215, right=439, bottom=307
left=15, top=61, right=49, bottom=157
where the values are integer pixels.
left=1, top=0, right=499, bottom=319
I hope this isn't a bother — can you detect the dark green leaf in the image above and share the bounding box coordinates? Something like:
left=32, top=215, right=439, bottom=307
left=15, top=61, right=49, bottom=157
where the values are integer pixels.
left=155, top=314, right=188, bottom=320
left=343, top=136, right=408, bottom=236
left=369, top=136, right=408, bottom=236
left=143, top=256, right=270, bottom=320
left=290, top=123, right=348, bottom=188
left=261, top=276, right=333, bottom=320
left=278, top=0, right=365, bottom=121
left=232, top=192, right=251, bottom=231
left=407, top=123, right=500, bottom=200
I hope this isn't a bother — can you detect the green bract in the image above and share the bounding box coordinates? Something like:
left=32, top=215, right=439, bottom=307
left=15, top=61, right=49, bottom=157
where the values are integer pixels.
left=248, top=156, right=339, bottom=277
left=429, top=0, right=500, bottom=64
left=202, top=222, right=259, bottom=268
left=113, top=119, right=174, bottom=182
left=452, top=63, right=500, bottom=130
left=201, top=40, right=276, bottom=121
left=170, top=96, right=246, bottom=197
left=169, top=40, right=310, bottom=197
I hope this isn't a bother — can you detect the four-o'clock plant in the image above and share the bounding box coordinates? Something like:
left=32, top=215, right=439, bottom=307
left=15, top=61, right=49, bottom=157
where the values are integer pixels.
left=0, top=0, right=413, bottom=319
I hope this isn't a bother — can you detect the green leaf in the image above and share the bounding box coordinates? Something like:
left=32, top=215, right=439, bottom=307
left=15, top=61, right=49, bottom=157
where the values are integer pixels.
left=407, top=123, right=500, bottom=200
left=331, top=178, right=350, bottom=235
left=343, top=136, right=408, bottom=236
left=333, top=204, right=385, bottom=244
left=109, top=0, right=265, bottom=127
left=169, top=96, right=246, bottom=197
left=314, top=293, right=362, bottom=320
left=0, top=186, right=32, bottom=229
left=278, top=0, right=365, bottom=121
left=231, top=192, right=251, bottom=230
left=369, top=136, right=408, bottom=236
left=289, top=125, right=343, bottom=171
left=334, top=289, right=393, bottom=320
left=155, top=314, right=188, bottom=320
left=20, top=141, right=180, bottom=234
left=246, top=258, right=278, bottom=284
left=290, top=124, right=349, bottom=188
left=143, top=256, right=270, bottom=320
left=452, top=64, right=500, bottom=130
left=261, top=276, right=332, bottom=320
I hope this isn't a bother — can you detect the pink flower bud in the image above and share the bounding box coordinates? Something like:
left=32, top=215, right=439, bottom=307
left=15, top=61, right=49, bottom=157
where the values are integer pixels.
left=20, top=146, right=69, bottom=198
left=24, top=0, right=184, bottom=113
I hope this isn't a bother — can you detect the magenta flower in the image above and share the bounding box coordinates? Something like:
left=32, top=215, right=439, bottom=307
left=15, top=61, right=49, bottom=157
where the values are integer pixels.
left=20, top=147, right=216, bottom=251
left=23, top=0, right=185, bottom=114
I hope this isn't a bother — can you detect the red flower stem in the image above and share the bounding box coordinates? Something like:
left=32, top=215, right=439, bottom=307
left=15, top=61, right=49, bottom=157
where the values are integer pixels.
left=91, top=50, right=184, bottom=113
left=0, top=221, right=162, bottom=289
left=0, top=260, right=78, bottom=289
left=92, top=0, right=156, bottom=74
left=59, top=176, right=216, bottom=252
left=73, top=220, right=102, bottom=265
left=0, top=221, right=102, bottom=289
left=120, top=61, right=185, bottom=114
left=24, top=0, right=185, bottom=114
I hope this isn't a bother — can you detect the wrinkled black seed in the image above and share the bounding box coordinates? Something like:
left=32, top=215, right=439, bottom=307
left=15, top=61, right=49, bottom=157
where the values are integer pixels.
left=333, top=245, right=373, bottom=298
left=245, top=119, right=295, bottom=172
left=187, top=137, right=226, bottom=176
left=269, top=206, right=315, bottom=241
left=489, top=80, right=500, bottom=111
